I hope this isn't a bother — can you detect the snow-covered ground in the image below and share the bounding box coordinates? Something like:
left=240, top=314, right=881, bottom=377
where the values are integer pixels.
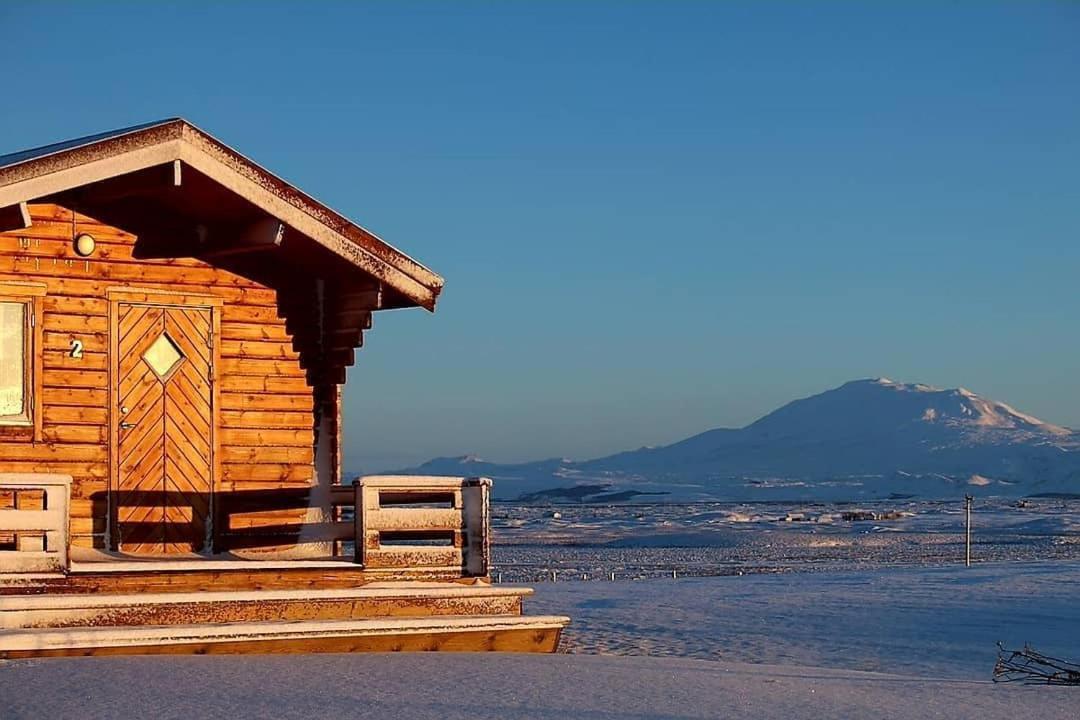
left=1, top=563, right=1075, bottom=718
left=492, top=498, right=1080, bottom=580
left=2, top=502, right=1076, bottom=718
left=1, top=653, right=1073, bottom=719
left=526, top=561, right=1080, bottom=680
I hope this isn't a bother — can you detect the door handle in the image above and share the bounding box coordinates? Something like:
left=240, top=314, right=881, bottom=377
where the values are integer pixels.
left=120, top=422, right=136, bottom=430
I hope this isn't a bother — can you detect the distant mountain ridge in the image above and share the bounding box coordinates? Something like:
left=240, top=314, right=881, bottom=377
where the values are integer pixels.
left=388, top=379, right=1080, bottom=501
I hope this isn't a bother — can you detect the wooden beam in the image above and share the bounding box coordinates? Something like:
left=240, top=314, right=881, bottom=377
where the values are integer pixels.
left=327, top=327, right=363, bottom=346
left=0, top=202, right=31, bottom=232
left=325, top=348, right=355, bottom=368
left=125, top=219, right=207, bottom=259
left=199, top=217, right=285, bottom=260
left=276, top=298, right=320, bottom=319
left=334, top=308, right=377, bottom=325
left=284, top=317, right=321, bottom=340
left=312, top=367, right=348, bottom=385
left=337, top=288, right=382, bottom=311
left=376, top=286, right=427, bottom=310
left=327, top=335, right=363, bottom=353
left=298, top=347, right=356, bottom=371
left=48, top=162, right=182, bottom=207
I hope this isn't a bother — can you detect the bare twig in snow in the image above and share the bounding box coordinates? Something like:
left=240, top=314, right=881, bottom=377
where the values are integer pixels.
left=994, top=643, right=1080, bottom=685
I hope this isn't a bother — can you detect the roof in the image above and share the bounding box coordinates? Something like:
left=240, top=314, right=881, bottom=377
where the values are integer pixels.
left=0, top=119, right=443, bottom=310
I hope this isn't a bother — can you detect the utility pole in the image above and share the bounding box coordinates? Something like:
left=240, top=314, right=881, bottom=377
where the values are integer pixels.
left=964, top=494, right=973, bottom=567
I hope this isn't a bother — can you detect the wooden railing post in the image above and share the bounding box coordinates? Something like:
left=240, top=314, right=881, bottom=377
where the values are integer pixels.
left=0, top=473, right=71, bottom=575
left=461, top=477, right=491, bottom=577
left=353, top=478, right=366, bottom=566
left=346, top=475, right=493, bottom=578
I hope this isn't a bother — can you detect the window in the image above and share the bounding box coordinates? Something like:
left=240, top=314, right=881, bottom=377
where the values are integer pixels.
left=0, top=282, right=45, bottom=440
left=0, top=300, right=30, bottom=423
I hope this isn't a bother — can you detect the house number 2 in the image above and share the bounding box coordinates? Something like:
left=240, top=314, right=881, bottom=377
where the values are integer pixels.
left=69, top=339, right=84, bottom=359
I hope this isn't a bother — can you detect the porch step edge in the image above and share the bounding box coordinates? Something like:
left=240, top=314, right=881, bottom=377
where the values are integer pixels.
left=0, top=583, right=533, bottom=611
left=0, top=614, right=572, bottom=654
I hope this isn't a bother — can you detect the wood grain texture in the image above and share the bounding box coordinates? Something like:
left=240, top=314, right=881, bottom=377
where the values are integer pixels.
left=0, top=626, right=562, bottom=658
left=115, top=303, right=213, bottom=554
left=2, top=592, right=525, bottom=630
left=0, top=566, right=488, bottom=595
left=0, top=204, right=319, bottom=551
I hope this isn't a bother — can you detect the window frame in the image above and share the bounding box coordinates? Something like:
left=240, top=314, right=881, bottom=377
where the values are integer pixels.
left=0, top=281, right=45, bottom=442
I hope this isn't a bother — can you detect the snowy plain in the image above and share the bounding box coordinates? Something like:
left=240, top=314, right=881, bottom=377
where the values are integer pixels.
left=492, top=497, right=1080, bottom=581
left=527, top=561, right=1080, bottom=680
left=2, top=500, right=1077, bottom=719
left=0, top=653, right=1073, bottom=720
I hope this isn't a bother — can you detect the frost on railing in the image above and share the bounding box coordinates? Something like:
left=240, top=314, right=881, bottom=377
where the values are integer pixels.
left=0, top=474, right=71, bottom=574
left=339, top=476, right=491, bottom=578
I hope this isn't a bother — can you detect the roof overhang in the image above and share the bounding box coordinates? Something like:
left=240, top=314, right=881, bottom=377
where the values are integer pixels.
left=0, top=119, right=443, bottom=310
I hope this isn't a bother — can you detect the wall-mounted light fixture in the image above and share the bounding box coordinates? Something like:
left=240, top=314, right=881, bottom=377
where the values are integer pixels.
left=73, top=233, right=96, bottom=257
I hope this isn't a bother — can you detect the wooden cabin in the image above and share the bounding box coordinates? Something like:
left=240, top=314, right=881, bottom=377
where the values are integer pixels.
left=0, top=119, right=567, bottom=657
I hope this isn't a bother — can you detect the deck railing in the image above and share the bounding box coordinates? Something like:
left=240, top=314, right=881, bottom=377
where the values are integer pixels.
left=333, top=476, right=491, bottom=578
left=0, top=474, right=71, bottom=574
left=0, top=474, right=487, bottom=579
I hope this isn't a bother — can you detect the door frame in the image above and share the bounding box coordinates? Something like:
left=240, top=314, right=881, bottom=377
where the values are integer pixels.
left=106, top=287, right=222, bottom=553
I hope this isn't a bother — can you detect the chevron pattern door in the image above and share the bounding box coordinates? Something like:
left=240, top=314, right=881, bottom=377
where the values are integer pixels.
left=115, top=303, right=213, bottom=554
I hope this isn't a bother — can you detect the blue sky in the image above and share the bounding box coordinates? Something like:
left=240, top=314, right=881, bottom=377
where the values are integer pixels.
left=2, top=2, right=1078, bottom=469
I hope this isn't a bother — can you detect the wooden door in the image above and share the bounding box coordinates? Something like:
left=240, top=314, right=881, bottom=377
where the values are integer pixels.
left=114, top=302, right=214, bottom=554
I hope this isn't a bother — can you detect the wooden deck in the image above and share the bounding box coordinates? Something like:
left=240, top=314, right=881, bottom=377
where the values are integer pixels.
left=0, top=584, right=531, bottom=628
left=0, top=615, right=566, bottom=658
left=0, top=475, right=569, bottom=656
left=4, top=550, right=389, bottom=595
left=0, top=571, right=568, bottom=657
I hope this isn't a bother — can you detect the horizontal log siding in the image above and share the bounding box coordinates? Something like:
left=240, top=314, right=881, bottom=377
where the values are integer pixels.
left=0, top=205, right=317, bottom=550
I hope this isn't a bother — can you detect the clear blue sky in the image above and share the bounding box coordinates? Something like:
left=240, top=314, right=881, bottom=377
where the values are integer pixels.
left=2, top=2, right=1078, bottom=470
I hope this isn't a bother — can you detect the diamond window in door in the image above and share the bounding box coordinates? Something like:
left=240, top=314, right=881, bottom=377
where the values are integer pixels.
left=143, top=332, right=185, bottom=380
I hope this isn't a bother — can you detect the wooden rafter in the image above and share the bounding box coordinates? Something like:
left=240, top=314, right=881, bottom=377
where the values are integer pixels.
left=48, top=161, right=182, bottom=207
left=198, top=217, right=286, bottom=260
left=0, top=202, right=31, bottom=232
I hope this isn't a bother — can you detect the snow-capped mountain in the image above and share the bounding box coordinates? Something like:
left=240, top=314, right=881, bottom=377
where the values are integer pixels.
left=389, top=379, right=1080, bottom=501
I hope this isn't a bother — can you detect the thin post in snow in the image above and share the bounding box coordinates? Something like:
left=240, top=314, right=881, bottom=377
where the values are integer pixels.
left=551, top=570, right=557, bottom=583
left=964, top=494, right=973, bottom=567
left=672, top=569, right=677, bottom=580
left=610, top=571, right=615, bottom=581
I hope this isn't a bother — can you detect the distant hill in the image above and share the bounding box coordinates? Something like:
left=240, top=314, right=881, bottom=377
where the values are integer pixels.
left=385, top=379, right=1080, bottom=501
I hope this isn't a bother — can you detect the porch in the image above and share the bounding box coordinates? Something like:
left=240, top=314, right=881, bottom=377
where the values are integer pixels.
left=0, top=473, right=569, bottom=657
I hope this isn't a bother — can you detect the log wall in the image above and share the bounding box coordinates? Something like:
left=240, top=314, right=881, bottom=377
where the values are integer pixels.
left=0, top=204, right=319, bottom=551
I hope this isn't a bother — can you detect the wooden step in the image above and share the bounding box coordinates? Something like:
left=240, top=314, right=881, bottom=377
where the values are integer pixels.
left=0, top=561, right=479, bottom=595
left=0, top=615, right=570, bottom=657
left=0, top=583, right=531, bottom=629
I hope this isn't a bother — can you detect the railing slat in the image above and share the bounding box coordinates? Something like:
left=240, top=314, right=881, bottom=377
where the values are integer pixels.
left=365, top=508, right=462, bottom=532
left=363, top=547, right=464, bottom=570
left=0, top=509, right=65, bottom=532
